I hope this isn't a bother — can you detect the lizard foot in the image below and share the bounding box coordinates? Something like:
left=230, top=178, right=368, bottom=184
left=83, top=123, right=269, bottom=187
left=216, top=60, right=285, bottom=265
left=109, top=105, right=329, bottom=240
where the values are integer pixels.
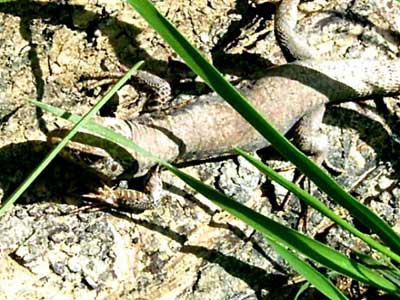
left=82, top=165, right=163, bottom=213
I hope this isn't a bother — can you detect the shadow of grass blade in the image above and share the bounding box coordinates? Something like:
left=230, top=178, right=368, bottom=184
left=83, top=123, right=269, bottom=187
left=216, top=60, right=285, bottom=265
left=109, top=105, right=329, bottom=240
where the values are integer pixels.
left=126, top=0, right=400, bottom=254
left=0, top=62, right=144, bottom=216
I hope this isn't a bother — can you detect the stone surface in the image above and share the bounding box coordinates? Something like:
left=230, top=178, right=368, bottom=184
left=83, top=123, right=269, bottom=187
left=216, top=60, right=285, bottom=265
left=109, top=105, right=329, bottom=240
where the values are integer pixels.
left=0, top=0, right=400, bottom=299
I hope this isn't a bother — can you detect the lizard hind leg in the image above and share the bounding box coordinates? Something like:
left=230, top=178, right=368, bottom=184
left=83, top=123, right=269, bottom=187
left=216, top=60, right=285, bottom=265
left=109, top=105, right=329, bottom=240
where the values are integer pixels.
left=277, top=105, right=330, bottom=216
left=292, top=104, right=345, bottom=173
left=292, top=104, right=329, bottom=165
left=278, top=105, right=329, bottom=232
left=278, top=105, right=347, bottom=231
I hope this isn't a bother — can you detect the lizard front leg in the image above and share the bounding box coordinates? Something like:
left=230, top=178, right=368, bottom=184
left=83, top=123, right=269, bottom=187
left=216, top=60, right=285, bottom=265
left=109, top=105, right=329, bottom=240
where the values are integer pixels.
left=82, top=165, right=163, bottom=212
left=81, top=68, right=172, bottom=114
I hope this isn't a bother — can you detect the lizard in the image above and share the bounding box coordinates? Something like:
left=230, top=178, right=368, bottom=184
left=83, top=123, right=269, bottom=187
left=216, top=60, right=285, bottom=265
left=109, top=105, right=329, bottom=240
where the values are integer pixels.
left=49, top=0, right=400, bottom=211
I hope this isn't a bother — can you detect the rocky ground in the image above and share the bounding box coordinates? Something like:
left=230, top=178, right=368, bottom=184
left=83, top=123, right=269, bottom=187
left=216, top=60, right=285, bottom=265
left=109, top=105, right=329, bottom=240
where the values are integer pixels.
left=0, top=0, right=400, bottom=299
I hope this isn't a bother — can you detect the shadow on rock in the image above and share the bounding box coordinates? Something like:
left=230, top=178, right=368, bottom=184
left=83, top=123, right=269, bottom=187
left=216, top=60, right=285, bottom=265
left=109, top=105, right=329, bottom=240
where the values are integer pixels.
left=0, top=140, right=111, bottom=206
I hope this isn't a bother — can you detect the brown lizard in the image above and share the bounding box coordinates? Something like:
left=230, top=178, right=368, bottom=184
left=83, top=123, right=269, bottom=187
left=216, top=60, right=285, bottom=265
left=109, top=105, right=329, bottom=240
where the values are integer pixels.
left=50, top=0, right=400, bottom=210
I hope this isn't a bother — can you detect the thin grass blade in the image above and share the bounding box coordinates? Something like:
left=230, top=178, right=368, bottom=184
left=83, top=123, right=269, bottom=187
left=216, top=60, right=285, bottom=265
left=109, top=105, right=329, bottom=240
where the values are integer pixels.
left=0, top=62, right=144, bottom=216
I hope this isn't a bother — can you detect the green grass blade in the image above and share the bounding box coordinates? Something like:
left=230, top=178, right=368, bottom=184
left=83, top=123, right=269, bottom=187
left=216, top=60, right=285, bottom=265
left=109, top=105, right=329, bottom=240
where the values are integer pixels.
left=266, top=237, right=348, bottom=300
left=0, top=61, right=144, bottom=216
left=125, top=0, right=400, bottom=253
left=168, top=167, right=400, bottom=295
left=235, top=147, right=400, bottom=265
left=29, top=101, right=400, bottom=295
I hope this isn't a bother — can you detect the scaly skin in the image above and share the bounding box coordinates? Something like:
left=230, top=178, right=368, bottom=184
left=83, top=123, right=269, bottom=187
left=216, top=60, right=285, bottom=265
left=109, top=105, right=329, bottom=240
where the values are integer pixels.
left=61, top=58, right=400, bottom=178
left=50, top=0, right=400, bottom=181
left=275, top=0, right=318, bottom=61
